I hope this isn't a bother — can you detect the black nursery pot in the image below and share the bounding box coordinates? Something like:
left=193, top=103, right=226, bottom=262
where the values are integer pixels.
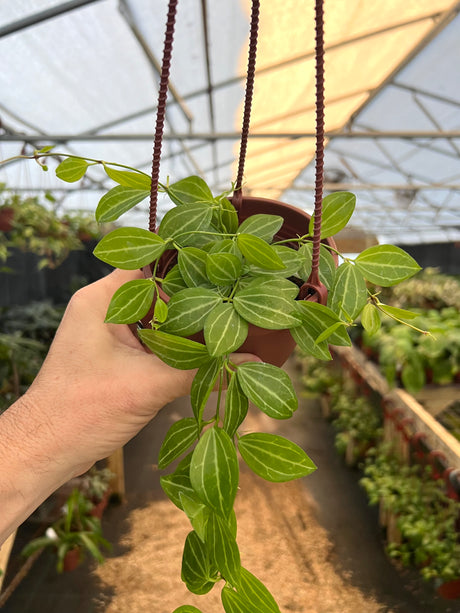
left=145, top=196, right=337, bottom=367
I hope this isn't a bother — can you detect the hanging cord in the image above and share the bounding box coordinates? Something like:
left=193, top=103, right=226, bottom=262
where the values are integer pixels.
left=149, top=0, right=179, bottom=232
left=301, top=0, right=327, bottom=303
left=232, top=0, right=260, bottom=210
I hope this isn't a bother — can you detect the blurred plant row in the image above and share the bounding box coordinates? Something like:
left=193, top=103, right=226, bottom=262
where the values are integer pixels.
left=298, top=354, right=460, bottom=586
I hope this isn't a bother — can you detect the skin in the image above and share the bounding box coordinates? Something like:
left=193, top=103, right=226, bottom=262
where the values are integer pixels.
left=0, top=269, right=258, bottom=545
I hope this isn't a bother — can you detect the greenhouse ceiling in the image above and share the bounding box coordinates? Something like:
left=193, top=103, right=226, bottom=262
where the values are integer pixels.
left=0, top=0, right=460, bottom=245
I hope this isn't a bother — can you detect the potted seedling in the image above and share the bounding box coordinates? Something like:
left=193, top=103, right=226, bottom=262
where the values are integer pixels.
left=82, top=466, right=114, bottom=518
left=22, top=488, right=110, bottom=572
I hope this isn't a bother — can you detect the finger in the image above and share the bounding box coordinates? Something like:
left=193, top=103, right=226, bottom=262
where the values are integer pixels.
left=228, top=352, right=263, bottom=365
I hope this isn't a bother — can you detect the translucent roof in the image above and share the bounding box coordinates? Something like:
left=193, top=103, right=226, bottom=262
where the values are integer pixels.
left=1, top=0, right=459, bottom=245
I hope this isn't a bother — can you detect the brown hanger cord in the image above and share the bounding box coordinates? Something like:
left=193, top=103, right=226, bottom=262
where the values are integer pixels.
left=308, top=0, right=326, bottom=291
left=233, top=0, right=260, bottom=210
left=149, top=0, right=179, bottom=232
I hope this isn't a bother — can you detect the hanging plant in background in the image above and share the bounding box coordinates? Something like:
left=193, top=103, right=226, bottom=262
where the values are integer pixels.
left=0, top=0, right=428, bottom=610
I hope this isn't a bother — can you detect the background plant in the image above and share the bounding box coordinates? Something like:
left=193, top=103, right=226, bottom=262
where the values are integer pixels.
left=1, top=150, right=424, bottom=612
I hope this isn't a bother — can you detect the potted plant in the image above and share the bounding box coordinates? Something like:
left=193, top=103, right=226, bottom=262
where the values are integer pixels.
left=82, top=466, right=114, bottom=518
left=21, top=488, right=110, bottom=573
left=2, top=143, right=427, bottom=609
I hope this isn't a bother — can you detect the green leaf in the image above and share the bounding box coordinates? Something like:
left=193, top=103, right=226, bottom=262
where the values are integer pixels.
left=103, top=165, right=151, bottom=190
left=206, top=252, right=242, bottom=286
left=289, top=322, right=332, bottom=360
left=204, top=303, right=249, bottom=357
left=181, top=531, right=217, bottom=595
left=55, top=157, right=89, bottom=183
left=378, top=304, right=420, bottom=321
left=96, top=186, right=149, bottom=222
left=236, top=362, right=297, bottom=419
left=237, top=234, right=286, bottom=270
left=238, top=433, right=316, bottom=482
left=401, top=355, right=426, bottom=393
left=295, top=301, right=351, bottom=346
left=158, top=418, right=199, bottom=469
left=205, top=511, right=241, bottom=586
left=298, top=242, right=336, bottom=290
left=178, top=247, right=210, bottom=287
left=191, top=359, right=222, bottom=423
left=166, top=176, right=215, bottom=206
left=104, top=279, right=155, bottom=324
left=161, top=264, right=188, bottom=296
left=248, top=245, right=303, bottom=278
left=237, top=214, right=283, bottom=242
left=219, top=199, right=239, bottom=234
left=361, top=303, right=381, bottom=335
left=355, top=245, right=421, bottom=286
left=160, top=453, right=195, bottom=510
left=154, top=297, right=168, bottom=323
left=190, top=427, right=239, bottom=518
left=160, top=288, right=221, bottom=336
left=222, top=587, right=252, bottom=613
left=328, top=261, right=367, bottom=320
left=35, top=145, right=55, bottom=154
left=315, top=321, right=347, bottom=344
left=309, top=192, right=356, bottom=239
left=93, top=227, right=166, bottom=269
left=237, top=567, right=281, bottom=612
left=138, top=329, right=210, bottom=369
left=223, top=375, right=249, bottom=437
left=179, top=492, right=210, bottom=542
left=233, top=279, right=301, bottom=330
left=172, top=606, right=204, bottom=613
left=158, top=203, right=213, bottom=246
left=209, top=239, right=242, bottom=259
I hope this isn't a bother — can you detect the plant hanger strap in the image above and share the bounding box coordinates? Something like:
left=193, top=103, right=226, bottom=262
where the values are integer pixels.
left=232, top=0, right=260, bottom=211
left=149, top=0, right=179, bottom=232
left=299, top=0, right=328, bottom=305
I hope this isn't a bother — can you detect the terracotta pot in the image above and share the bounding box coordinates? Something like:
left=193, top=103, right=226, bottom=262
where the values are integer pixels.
left=90, top=490, right=110, bottom=519
left=62, top=547, right=81, bottom=572
left=144, top=196, right=337, bottom=367
left=0, top=207, right=14, bottom=232
left=437, top=578, right=460, bottom=600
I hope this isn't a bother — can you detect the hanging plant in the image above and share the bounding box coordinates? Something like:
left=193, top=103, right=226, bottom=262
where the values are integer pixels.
left=0, top=1, right=428, bottom=610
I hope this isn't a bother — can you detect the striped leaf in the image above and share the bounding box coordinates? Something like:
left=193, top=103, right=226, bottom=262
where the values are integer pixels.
left=190, top=427, right=239, bottom=518
left=290, top=321, right=332, bottom=360
left=238, top=433, right=316, bottom=482
left=160, top=288, right=221, bottom=336
left=154, top=297, right=168, bottom=323
left=295, top=301, right=351, bottom=347
left=221, top=587, right=252, bottom=613
left=204, top=303, right=249, bottom=357
left=237, top=214, right=283, bottom=242
left=178, top=247, right=210, bottom=287
left=237, top=567, right=281, bottom=612
left=181, top=531, right=217, bottom=595
left=55, top=157, right=89, bottom=182
left=158, top=203, right=213, bottom=246
left=378, top=304, right=420, bottom=320
left=191, top=358, right=222, bottom=423
left=355, top=245, right=421, bottom=286
left=104, top=279, right=155, bottom=324
left=205, top=511, right=241, bottom=586
left=233, top=279, right=301, bottom=330
left=219, top=198, right=239, bottom=234
left=179, top=492, right=210, bottom=542
left=298, top=242, right=336, bottom=289
left=172, top=606, right=204, bottom=613
left=223, top=375, right=248, bottom=438
left=236, top=362, right=297, bottom=419
left=328, top=261, right=367, bottom=320
left=96, top=186, right=149, bottom=222
left=138, top=329, right=210, bottom=369
left=158, top=418, right=199, bottom=469
left=309, top=192, right=356, bottom=239
left=160, top=453, right=196, bottom=510
left=161, top=264, right=188, bottom=296
left=93, top=227, right=166, bottom=269
left=166, top=176, right=215, bottom=206
left=361, top=303, right=381, bottom=335
left=103, top=165, right=151, bottom=190
left=209, top=239, right=242, bottom=259
left=237, top=234, right=286, bottom=271
left=206, top=252, right=242, bottom=286
left=248, top=245, right=303, bottom=278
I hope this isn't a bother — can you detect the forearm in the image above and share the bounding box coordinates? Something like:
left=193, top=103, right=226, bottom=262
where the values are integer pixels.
left=0, top=395, right=81, bottom=545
